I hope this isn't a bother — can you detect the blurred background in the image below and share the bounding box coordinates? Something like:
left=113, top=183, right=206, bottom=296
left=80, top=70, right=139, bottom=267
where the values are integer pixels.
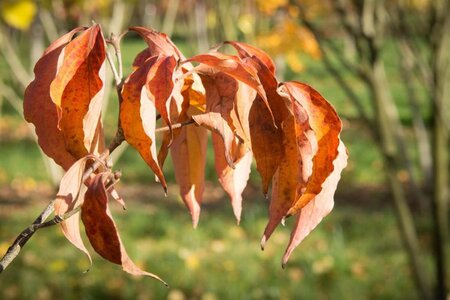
left=0, top=0, right=448, bottom=299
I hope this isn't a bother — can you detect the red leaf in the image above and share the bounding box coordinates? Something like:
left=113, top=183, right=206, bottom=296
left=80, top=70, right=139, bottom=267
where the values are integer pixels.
left=282, top=141, right=348, bottom=266
left=81, top=174, right=167, bottom=285
left=50, top=24, right=106, bottom=159
left=120, top=56, right=167, bottom=191
left=53, top=156, right=92, bottom=264
left=23, top=27, right=84, bottom=170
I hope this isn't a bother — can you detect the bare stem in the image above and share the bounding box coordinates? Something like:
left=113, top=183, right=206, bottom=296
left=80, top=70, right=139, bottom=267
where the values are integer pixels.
left=155, top=119, right=196, bottom=133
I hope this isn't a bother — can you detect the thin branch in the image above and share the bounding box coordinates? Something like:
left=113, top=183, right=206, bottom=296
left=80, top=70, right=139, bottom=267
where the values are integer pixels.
left=155, top=119, right=196, bottom=133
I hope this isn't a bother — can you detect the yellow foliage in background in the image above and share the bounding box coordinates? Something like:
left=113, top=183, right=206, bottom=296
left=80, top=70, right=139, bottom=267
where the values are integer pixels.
left=1, top=0, right=37, bottom=31
left=256, top=18, right=321, bottom=72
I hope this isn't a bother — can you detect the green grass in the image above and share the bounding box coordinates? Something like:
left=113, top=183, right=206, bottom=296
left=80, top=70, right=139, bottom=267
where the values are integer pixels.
left=0, top=193, right=428, bottom=300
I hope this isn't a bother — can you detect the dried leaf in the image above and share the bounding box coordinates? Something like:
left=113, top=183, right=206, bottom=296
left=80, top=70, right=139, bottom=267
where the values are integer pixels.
left=185, top=52, right=267, bottom=101
left=171, top=110, right=208, bottom=227
left=53, top=156, right=92, bottom=264
left=120, top=56, right=167, bottom=191
left=130, top=26, right=184, bottom=60
left=282, top=141, right=348, bottom=266
left=261, top=102, right=315, bottom=247
left=192, top=112, right=235, bottom=168
left=23, top=27, right=84, bottom=170
left=50, top=24, right=106, bottom=159
left=225, top=41, right=276, bottom=75
left=81, top=174, right=167, bottom=285
left=146, top=55, right=178, bottom=141
left=283, top=82, right=343, bottom=215
left=212, top=134, right=252, bottom=223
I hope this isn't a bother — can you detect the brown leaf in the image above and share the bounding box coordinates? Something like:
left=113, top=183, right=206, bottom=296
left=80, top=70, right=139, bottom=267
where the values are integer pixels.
left=171, top=110, right=208, bottom=227
left=81, top=173, right=167, bottom=285
left=23, top=27, right=84, bottom=170
left=53, top=156, right=93, bottom=264
left=225, top=41, right=276, bottom=75
left=212, top=134, right=252, bottom=223
left=261, top=102, right=315, bottom=248
left=120, top=56, right=167, bottom=191
left=50, top=24, right=106, bottom=159
left=282, top=141, right=348, bottom=266
left=282, top=82, right=343, bottom=216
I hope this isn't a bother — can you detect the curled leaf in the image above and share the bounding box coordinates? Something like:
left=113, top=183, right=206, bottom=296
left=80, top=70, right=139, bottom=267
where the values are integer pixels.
left=192, top=112, right=235, bottom=168
left=50, top=24, right=106, bottom=159
left=225, top=41, right=276, bottom=75
left=261, top=102, right=315, bottom=247
left=212, top=135, right=252, bottom=223
left=53, top=156, right=93, bottom=264
left=282, top=141, right=348, bottom=266
left=185, top=52, right=267, bottom=101
left=171, top=112, right=208, bottom=227
left=81, top=174, right=167, bottom=285
left=23, top=27, right=84, bottom=170
left=283, top=82, right=343, bottom=216
left=130, top=26, right=184, bottom=60
left=120, top=56, right=167, bottom=191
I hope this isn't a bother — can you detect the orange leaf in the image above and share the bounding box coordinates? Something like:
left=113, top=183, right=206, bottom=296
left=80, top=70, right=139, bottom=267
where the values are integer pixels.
left=192, top=112, right=235, bottom=168
left=282, top=141, right=348, bottom=266
left=145, top=55, right=179, bottom=142
left=212, top=134, right=252, bottom=223
left=53, top=156, right=93, bottom=264
left=185, top=52, right=267, bottom=102
left=50, top=24, right=106, bottom=159
left=120, top=56, right=167, bottom=191
left=130, top=26, right=184, bottom=60
left=81, top=173, right=167, bottom=285
left=225, top=41, right=276, bottom=75
left=171, top=111, right=208, bottom=227
left=283, top=81, right=343, bottom=216
left=261, top=102, right=315, bottom=247
left=23, top=27, right=84, bottom=170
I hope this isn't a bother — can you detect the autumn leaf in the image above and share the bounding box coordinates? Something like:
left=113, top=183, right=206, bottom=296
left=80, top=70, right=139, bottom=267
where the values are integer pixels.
left=23, top=27, right=85, bottom=170
left=212, top=134, right=252, bottom=223
left=130, top=26, right=184, bottom=60
left=120, top=56, right=167, bottom=191
left=145, top=55, right=179, bottom=142
left=171, top=109, right=208, bottom=227
left=81, top=173, right=167, bottom=285
left=282, top=81, right=343, bottom=216
left=185, top=52, right=267, bottom=102
left=192, top=112, right=236, bottom=168
left=50, top=24, right=107, bottom=159
left=225, top=41, right=276, bottom=75
left=261, top=102, right=315, bottom=247
left=53, top=156, right=94, bottom=265
left=282, top=141, right=348, bottom=266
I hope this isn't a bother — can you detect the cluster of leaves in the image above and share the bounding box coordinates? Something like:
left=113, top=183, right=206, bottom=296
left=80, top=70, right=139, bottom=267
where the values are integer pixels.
left=23, top=24, right=347, bottom=284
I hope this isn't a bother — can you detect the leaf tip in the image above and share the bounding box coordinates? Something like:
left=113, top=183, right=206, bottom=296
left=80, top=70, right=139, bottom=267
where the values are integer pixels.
left=260, top=235, right=267, bottom=251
